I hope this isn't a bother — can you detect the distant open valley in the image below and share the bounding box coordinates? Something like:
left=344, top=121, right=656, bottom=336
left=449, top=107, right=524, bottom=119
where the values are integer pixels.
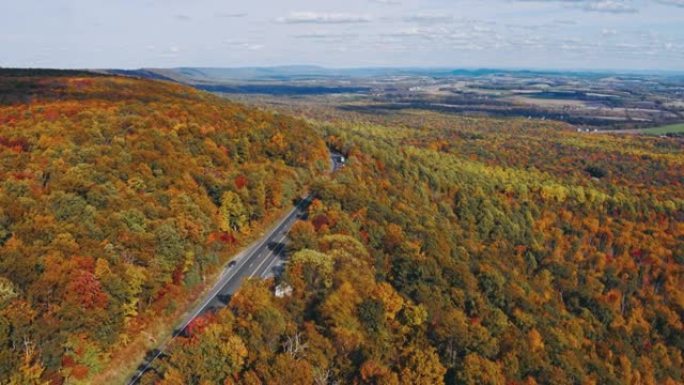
left=109, top=66, right=684, bottom=134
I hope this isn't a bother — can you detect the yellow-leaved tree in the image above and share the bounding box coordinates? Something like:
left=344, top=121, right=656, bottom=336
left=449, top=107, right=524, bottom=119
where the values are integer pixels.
left=219, top=191, right=248, bottom=232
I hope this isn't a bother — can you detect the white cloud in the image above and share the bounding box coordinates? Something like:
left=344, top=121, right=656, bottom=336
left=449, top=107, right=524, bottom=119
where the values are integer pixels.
left=514, top=0, right=638, bottom=13
left=403, top=13, right=455, bottom=23
left=369, top=0, right=401, bottom=4
left=276, top=12, right=371, bottom=24
left=581, top=0, right=637, bottom=13
left=222, top=40, right=264, bottom=50
left=294, top=32, right=359, bottom=42
left=656, top=0, right=684, bottom=7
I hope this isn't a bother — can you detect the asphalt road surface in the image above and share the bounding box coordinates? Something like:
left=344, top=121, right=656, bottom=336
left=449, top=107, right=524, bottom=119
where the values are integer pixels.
left=127, top=152, right=343, bottom=384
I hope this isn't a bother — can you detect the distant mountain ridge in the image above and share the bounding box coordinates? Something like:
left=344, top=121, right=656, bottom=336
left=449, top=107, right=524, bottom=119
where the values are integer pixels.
left=105, top=66, right=684, bottom=83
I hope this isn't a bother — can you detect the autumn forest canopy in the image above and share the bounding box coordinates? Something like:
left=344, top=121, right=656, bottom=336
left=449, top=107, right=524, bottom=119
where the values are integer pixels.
left=0, top=71, right=682, bottom=385
left=0, top=72, right=328, bottom=384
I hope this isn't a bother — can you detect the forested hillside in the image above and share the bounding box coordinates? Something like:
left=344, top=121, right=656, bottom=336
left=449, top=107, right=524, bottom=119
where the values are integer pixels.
left=0, top=72, right=328, bottom=384
left=145, top=108, right=683, bottom=385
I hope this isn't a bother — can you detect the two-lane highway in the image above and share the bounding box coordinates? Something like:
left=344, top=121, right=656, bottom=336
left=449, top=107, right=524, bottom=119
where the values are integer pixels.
left=127, top=152, right=343, bottom=384
left=202, top=194, right=311, bottom=309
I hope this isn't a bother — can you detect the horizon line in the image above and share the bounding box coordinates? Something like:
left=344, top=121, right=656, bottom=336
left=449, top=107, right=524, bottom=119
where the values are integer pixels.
left=3, top=65, right=684, bottom=77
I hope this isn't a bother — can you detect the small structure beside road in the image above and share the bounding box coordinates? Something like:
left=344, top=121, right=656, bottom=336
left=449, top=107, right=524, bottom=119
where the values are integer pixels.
left=275, top=283, right=293, bottom=298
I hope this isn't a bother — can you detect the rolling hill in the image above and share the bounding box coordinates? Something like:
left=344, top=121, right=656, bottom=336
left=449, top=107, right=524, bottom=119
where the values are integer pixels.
left=0, top=70, right=328, bottom=384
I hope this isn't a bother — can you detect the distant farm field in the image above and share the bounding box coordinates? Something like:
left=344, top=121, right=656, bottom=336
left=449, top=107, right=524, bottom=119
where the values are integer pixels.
left=642, top=123, right=684, bottom=134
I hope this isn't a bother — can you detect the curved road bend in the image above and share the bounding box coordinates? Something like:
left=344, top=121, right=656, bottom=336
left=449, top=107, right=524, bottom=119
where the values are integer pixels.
left=128, top=152, right=343, bottom=384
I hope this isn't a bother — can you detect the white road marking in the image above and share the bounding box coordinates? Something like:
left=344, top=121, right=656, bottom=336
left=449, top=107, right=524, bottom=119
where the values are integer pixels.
left=250, top=233, right=287, bottom=279
left=260, top=248, right=284, bottom=279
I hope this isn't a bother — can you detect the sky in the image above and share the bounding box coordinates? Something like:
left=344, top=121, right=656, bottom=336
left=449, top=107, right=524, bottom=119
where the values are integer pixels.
left=1, top=0, right=683, bottom=72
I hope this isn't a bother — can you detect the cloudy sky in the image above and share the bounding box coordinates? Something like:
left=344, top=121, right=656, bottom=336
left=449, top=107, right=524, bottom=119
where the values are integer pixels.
left=1, top=0, right=683, bottom=71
